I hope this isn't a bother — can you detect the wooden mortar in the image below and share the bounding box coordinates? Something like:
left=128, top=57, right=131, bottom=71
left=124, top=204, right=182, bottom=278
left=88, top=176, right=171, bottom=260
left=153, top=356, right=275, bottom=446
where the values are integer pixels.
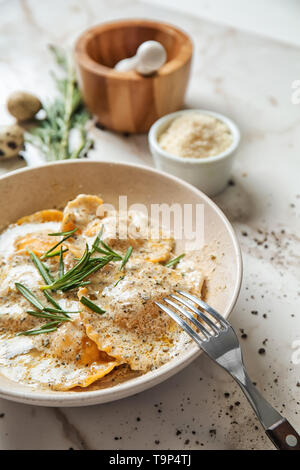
left=75, top=19, right=193, bottom=134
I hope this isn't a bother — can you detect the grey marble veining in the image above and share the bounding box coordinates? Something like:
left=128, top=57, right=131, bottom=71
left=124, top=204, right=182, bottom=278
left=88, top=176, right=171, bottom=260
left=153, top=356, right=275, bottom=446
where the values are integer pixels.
left=0, top=0, right=299, bottom=450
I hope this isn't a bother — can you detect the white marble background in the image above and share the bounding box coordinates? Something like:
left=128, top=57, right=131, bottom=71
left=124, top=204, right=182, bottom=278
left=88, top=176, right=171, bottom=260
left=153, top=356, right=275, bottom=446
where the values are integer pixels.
left=0, top=0, right=299, bottom=450
left=147, top=0, right=300, bottom=47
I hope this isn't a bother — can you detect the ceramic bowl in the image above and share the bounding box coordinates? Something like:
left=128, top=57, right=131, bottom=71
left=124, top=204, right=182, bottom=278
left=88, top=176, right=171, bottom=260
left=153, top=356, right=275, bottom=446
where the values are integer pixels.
left=0, top=160, right=242, bottom=406
left=148, top=109, right=240, bottom=196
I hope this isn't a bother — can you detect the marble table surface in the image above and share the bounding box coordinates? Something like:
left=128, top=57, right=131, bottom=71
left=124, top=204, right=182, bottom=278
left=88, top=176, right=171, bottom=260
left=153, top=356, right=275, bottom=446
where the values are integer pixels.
left=0, top=0, right=299, bottom=450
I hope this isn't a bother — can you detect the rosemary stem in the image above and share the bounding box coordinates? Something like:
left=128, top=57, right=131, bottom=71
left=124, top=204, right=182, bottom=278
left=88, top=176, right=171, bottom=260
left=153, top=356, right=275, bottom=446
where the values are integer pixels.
left=60, top=58, right=75, bottom=159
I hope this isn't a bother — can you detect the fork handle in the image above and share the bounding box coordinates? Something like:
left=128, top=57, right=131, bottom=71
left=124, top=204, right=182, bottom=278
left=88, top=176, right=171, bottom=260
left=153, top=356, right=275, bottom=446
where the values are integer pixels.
left=266, top=419, right=300, bottom=450
left=235, top=372, right=300, bottom=450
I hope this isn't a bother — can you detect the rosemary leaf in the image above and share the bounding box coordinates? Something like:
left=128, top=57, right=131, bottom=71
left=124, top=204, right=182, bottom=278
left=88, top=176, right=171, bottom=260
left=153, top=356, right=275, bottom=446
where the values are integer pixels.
left=28, top=250, right=54, bottom=285
left=114, top=275, right=125, bottom=287
left=120, top=246, right=133, bottom=270
left=39, top=321, right=61, bottom=329
left=94, top=246, right=122, bottom=260
left=15, top=283, right=44, bottom=311
left=80, top=296, right=105, bottom=314
left=26, top=311, right=71, bottom=322
left=165, top=253, right=185, bottom=268
left=43, top=307, right=75, bottom=315
left=48, top=44, right=68, bottom=70
left=90, top=225, right=104, bottom=254
left=59, top=246, right=64, bottom=278
left=93, top=247, right=113, bottom=256
left=48, top=228, right=77, bottom=237
left=17, top=324, right=59, bottom=336
left=44, top=248, right=68, bottom=258
left=99, top=240, right=122, bottom=259
left=43, top=291, right=66, bottom=314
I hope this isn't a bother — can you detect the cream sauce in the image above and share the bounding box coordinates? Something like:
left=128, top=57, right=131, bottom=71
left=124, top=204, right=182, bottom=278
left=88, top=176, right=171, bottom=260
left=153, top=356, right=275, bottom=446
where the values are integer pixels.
left=0, top=195, right=211, bottom=391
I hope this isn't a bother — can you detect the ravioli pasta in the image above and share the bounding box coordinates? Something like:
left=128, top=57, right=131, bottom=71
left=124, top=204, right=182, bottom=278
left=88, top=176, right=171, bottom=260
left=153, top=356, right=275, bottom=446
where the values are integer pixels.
left=0, top=195, right=205, bottom=391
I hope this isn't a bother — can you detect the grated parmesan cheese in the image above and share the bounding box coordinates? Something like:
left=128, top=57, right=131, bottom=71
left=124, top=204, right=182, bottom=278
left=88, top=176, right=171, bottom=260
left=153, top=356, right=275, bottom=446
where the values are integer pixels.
left=158, top=113, right=233, bottom=159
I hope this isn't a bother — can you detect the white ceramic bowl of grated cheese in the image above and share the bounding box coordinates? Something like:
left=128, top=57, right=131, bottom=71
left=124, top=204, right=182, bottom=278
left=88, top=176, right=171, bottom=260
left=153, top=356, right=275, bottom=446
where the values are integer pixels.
left=148, top=109, right=240, bottom=196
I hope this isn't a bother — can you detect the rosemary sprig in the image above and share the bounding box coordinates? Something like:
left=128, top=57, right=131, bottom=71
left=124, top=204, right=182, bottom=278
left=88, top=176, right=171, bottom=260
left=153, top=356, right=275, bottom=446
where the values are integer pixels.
left=58, top=257, right=112, bottom=292
left=165, top=253, right=185, bottom=268
left=15, top=282, right=81, bottom=336
left=120, top=246, right=133, bottom=270
left=18, top=227, right=134, bottom=335
left=25, top=45, right=93, bottom=161
left=15, top=283, right=73, bottom=319
left=80, top=296, right=105, bottom=314
left=93, top=227, right=133, bottom=270
left=16, top=284, right=69, bottom=318
left=41, top=244, right=113, bottom=292
left=28, top=250, right=54, bottom=285
left=40, top=228, right=77, bottom=260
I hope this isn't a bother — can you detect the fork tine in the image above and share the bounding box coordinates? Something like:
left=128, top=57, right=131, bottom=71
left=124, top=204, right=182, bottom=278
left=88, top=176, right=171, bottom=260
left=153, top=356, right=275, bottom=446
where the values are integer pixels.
left=163, top=298, right=212, bottom=339
left=176, top=290, right=228, bottom=327
left=155, top=301, right=203, bottom=347
left=170, top=294, right=220, bottom=334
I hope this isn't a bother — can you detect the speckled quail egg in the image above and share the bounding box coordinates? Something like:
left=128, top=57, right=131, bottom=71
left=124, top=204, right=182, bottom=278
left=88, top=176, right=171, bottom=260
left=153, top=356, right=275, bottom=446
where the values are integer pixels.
left=6, top=91, right=42, bottom=121
left=0, top=124, right=24, bottom=159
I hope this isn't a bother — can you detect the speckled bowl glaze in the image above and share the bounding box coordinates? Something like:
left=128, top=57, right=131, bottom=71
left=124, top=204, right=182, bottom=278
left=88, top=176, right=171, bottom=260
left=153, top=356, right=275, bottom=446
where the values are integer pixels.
left=0, top=161, right=242, bottom=406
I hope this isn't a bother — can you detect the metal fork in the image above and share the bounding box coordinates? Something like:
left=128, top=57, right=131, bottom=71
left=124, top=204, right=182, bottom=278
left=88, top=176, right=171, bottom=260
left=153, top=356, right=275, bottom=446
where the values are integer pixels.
left=156, top=290, right=300, bottom=450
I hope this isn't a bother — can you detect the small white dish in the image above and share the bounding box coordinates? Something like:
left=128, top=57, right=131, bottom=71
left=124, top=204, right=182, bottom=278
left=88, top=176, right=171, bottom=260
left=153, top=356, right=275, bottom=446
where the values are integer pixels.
left=148, top=109, right=240, bottom=196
